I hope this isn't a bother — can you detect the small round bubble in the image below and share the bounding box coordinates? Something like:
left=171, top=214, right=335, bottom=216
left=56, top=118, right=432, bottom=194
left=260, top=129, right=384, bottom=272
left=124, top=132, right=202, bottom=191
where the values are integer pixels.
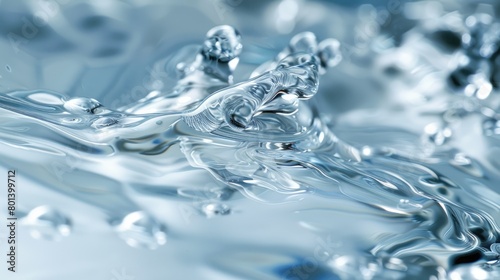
left=289, top=32, right=317, bottom=54
left=92, top=117, right=118, bottom=129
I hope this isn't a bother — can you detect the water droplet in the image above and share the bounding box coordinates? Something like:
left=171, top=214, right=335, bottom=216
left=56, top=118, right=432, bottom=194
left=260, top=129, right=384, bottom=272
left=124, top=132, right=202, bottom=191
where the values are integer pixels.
left=463, top=14, right=497, bottom=58
left=22, top=206, right=71, bottom=241
left=202, top=25, right=242, bottom=62
left=318, top=38, right=342, bottom=68
left=27, top=92, right=64, bottom=105
left=201, top=203, right=231, bottom=218
left=91, top=117, right=118, bottom=129
left=176, top=62, right=186, bottom=72
left=114, top=211, right=167, bottom=250
left=423, top=123, right=452, bottom=145
left=289, top=32, right=317, bottom=54
left=5, top=65, right=11, bottom=72
left=483, top=117, right=500, bottom=136
left=361, top=146, right=373, bottom=157
left=156, top=120, right=163, bottom=125
left=64, top=97, right=102, bottom=114
left=449, top=153, right=484, bottom=178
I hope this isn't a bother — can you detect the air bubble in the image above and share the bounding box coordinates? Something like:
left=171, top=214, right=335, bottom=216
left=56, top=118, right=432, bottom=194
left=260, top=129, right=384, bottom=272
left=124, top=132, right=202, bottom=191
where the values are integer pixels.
left=114, top=211, right=167, bottom=250
left=22, top=206, right=72, bottom=241
left=91, top=117, right=118, bottom=129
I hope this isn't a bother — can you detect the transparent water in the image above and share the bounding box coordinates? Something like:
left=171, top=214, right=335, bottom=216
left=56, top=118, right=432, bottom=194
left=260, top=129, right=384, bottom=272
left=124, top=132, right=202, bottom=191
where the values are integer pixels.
left=0, top=1, right=499, bottom=280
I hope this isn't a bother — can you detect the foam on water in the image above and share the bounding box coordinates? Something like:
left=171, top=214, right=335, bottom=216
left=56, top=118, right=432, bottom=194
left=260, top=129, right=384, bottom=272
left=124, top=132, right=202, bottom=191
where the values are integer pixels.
left=1, top=18, right=500, bottom=280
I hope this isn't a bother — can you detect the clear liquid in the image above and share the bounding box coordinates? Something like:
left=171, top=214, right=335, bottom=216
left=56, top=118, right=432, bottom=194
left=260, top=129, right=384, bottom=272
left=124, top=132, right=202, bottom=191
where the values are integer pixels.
left=1, top=4, right=500, bottom=280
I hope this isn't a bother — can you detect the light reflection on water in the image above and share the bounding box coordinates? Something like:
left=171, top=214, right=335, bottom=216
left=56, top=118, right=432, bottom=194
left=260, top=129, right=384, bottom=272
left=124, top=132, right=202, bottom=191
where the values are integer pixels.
left=0, top=1, right=500, bottom=279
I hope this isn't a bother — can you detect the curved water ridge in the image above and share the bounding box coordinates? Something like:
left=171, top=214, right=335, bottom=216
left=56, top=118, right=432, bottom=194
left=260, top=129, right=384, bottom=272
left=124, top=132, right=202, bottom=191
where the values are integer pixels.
left=0, top=25, right=499, bottom=279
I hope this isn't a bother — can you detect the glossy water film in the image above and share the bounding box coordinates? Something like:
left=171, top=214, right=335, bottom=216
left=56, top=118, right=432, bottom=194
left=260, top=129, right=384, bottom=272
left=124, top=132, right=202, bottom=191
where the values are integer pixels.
left=0, top=1, right=499, bottom=279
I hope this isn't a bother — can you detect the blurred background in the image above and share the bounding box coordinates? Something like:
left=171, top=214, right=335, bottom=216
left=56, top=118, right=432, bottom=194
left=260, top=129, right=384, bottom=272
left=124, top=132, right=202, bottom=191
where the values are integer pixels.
left=1, top=0, right=498, bottom=111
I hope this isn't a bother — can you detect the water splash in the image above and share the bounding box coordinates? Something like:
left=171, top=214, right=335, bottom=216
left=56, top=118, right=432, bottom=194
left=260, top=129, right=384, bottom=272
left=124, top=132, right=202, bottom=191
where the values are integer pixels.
left=0, top=19, right=499, bottom=280
left=122, top=25, right=242, bottom=114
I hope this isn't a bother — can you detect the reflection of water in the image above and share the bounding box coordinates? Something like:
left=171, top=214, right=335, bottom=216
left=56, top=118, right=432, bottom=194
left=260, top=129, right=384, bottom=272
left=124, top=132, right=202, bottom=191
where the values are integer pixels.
left=1, top=1, right=500, bottom=280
